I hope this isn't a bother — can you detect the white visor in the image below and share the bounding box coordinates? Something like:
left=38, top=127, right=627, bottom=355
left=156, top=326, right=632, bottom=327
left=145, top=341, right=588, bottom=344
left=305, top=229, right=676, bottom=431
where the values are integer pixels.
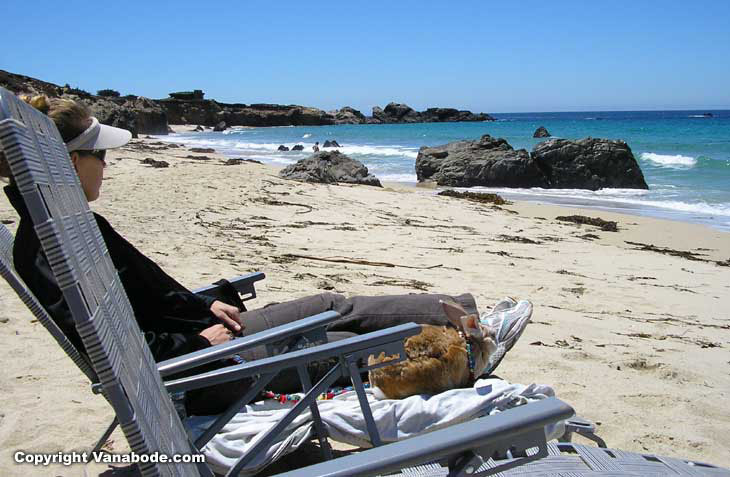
left=65, top=117, right=132, bottom=152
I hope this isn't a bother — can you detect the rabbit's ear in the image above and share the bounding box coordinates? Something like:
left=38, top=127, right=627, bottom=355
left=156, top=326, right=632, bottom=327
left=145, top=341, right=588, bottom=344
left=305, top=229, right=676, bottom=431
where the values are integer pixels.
left=440, top=299, right=468, bottom=329
left=460, top=314, right=484, bottom=339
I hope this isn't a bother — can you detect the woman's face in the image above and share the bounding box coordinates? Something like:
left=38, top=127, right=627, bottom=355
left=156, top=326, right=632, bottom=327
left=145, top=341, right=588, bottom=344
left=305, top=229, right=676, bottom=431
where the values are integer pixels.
left=71, top=150, right=106, bottom=201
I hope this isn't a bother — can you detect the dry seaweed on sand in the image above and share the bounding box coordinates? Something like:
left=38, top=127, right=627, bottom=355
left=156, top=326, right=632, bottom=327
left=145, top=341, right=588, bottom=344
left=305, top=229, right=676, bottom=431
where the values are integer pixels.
left=140, top=158, right=169, bottom=168
left=252, top=198, right=314, bottom=214
left=367, top=278, right=433, bottom=291
left=281, top=253, right=458, bottom=270
left=624, top=241, right=707, bottom=262
left=437, top=189, right=509, bottom=205
left=224, top=158, right=262, bottom=165
left=556, top=215, right=618, bottom=232
left=482, top=249, right=536, bottom=260
left=496, top=234, right=542, bottom=244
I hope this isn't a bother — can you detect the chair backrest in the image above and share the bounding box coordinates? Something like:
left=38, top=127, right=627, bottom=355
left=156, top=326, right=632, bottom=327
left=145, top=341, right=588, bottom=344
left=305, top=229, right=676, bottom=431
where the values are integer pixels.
left=0, top=87, right=200, bottom=477
left=0, top=222, right=98, bottom=383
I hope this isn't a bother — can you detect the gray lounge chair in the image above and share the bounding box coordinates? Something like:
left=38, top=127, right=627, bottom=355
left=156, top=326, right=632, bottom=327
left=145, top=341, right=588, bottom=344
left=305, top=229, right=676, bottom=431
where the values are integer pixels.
left=2, top=87, right=727, bottom=476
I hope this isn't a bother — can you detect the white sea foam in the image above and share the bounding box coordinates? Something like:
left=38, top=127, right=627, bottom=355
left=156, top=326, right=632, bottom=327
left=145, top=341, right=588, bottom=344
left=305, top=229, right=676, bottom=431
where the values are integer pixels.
left=462, top=186, right=730, bottom=219
left=302, top=133, right=312, bottom=138
left=175, top=140, right=419, bottom=158
left=622, top=199, right=730, bottom=217
left=375, top=173, right=418, bottom=183
left=222, top=127, right=251, bottom=135
left=232, top=142, right=302, bottom=151
left=338, top=145, right=418, bottom=158
left=158, top=137, right=225, bottom=148
left=640, top=152, right=697, bottom=168
left=468, top=187, right=650, bottom=199
left=260, top=156, right=299, bottom=166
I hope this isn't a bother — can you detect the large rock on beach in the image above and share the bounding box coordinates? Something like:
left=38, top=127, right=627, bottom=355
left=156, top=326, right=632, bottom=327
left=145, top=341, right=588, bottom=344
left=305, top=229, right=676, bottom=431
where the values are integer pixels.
left=279, top=151, right=382, bottom=187
left=533, top=126, right=551, bottom=138
left=531, top=138, right=648, bottom=190
left=416, top=135, right=649, bottom=190
left=416, top=135, right=548, bottom=187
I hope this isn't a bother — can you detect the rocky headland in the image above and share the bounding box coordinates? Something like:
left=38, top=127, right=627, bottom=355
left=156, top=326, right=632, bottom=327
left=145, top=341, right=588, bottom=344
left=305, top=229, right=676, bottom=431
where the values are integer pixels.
left=367, top=102, right=494, bottom=124
left=0, top=70, right=168, bottom=137
left=1, top=70, right=494, bottom=136
left=416, top=135, right=649, bottom=190
left=156, top=100, right=493, bottom=128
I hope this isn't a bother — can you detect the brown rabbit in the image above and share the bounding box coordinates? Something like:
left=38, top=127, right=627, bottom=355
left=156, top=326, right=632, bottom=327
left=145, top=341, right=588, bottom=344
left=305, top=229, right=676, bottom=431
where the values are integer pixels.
left=368, top=299, right=497, bottom=399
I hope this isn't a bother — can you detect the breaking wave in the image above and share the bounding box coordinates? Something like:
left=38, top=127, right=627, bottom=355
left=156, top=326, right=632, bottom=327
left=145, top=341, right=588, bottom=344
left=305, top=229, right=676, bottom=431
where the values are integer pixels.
left=640, top=152, right=697, bottom=168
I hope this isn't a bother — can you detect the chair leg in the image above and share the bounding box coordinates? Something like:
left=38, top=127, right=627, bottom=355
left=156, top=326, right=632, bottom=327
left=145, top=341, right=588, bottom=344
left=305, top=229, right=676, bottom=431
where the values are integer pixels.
left=297, top=365, right=333, bottom=461
left=226, top=365, right=342, bottom=477
left=347, top=356, right=383, bottom=447
left=92, top=417, right=119, bottom=453
left=560, top=417, right=607, bottom=448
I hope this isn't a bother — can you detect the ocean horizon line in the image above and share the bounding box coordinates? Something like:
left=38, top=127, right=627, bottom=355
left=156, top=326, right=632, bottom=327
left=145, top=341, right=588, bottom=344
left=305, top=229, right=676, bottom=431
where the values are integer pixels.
left=487, top=108, right=729, bottom=115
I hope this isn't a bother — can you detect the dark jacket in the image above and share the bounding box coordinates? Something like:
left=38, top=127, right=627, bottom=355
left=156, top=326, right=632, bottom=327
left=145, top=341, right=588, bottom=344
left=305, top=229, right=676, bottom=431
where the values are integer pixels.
left=5, top=185, right=216, bottom=361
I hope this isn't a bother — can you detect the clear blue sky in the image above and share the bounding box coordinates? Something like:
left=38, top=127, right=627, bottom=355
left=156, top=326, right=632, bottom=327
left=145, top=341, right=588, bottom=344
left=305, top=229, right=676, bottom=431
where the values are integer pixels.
left=3, top=0, right=729, bottom=113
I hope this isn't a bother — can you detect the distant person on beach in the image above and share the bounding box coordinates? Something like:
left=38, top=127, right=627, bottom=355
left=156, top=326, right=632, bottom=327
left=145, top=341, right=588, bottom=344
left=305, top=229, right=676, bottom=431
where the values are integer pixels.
left=313, top=141, right=320, bottom=152
left=1, top=95, right=529, bottom=415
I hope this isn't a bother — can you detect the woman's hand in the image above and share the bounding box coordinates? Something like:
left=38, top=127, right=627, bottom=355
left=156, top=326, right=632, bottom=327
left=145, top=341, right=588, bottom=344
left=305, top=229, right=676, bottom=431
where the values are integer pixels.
left=199, top=324, right=234, bottom=346
left=210, top=300, right=243, bottom=332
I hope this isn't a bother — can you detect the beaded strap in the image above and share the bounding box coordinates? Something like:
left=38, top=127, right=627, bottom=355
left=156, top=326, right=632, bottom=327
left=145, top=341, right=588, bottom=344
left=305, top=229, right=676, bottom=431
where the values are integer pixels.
left=262, top=383, right=372, bottom=404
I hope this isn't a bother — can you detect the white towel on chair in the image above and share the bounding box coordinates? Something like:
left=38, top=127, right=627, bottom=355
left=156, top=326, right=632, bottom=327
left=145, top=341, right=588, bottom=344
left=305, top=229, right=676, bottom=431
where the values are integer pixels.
left=185, top=378, right=559, bottom=475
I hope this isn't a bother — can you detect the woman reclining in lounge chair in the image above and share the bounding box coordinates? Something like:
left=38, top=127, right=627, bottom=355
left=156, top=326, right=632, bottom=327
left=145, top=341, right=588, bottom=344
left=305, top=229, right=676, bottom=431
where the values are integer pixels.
left=1, top=95, right=530, bottom=414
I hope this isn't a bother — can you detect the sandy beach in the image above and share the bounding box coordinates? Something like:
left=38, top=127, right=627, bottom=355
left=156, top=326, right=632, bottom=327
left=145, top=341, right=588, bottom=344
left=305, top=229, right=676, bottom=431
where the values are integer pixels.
left=1, top=132, right=728, bottom=476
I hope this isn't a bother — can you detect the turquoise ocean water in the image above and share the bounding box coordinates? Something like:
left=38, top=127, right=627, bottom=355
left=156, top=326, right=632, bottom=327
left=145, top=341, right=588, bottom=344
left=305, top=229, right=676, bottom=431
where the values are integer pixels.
left=158, top=110, right=730, bottom=231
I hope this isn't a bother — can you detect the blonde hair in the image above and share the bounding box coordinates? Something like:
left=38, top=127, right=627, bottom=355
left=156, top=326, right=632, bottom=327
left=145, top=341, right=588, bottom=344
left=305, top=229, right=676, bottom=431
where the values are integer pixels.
left=1, top=95, right=91, bottom=183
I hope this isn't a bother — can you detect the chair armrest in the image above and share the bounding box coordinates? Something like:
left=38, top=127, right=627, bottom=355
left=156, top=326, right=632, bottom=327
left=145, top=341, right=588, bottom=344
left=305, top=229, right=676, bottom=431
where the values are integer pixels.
left=157, top=309, right=340, bottom=377
left=192, top=272, right=265, bottom=302
left=164, top=323, right=422, bottom=393
left=272, top=397, right=575, bottom=477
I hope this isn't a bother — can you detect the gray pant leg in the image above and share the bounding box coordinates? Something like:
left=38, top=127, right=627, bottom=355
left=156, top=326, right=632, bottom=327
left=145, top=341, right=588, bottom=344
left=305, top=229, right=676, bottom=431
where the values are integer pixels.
left=327, top=293, right=478, bottom=334
left=236, top=292, right=350, bottom=361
